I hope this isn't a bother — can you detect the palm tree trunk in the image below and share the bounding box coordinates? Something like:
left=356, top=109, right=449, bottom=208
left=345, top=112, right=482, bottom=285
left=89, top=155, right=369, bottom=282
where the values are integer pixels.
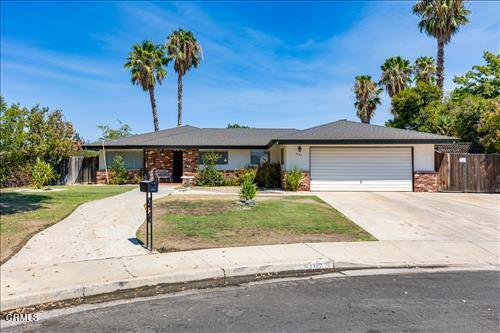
left=148, top=86, right=159, bottom=132
left=436, top=37, right=445, bottom=91
left=177, top=73, right=182, bottom=127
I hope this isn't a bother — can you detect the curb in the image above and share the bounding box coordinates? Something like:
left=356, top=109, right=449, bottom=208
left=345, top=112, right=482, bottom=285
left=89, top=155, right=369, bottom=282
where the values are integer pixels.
left=1, top=259, right=334, bottom=313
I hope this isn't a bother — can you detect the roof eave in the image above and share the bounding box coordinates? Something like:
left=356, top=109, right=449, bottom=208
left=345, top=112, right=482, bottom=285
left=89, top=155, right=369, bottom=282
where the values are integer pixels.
left=271, top=138, right=457, bottom=145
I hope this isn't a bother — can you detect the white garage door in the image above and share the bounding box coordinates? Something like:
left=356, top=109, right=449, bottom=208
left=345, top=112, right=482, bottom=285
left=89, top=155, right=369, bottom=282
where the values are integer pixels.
left=310, top=147, right=413, bottom=192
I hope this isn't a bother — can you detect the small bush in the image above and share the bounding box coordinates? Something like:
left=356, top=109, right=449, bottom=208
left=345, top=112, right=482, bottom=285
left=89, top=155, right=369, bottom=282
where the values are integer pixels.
left=196, top=152, right=225, bottom=186
left=32, top=158, right=57, bottom=189
left=285, top=167, right=304, bottom=191
left=236, top=167, right=257, bottom=185
left=255, top=163, right=281, bottom=188
left=240, top=173, right=257, bottom=201
left=109, top=155, right=129, bottom=185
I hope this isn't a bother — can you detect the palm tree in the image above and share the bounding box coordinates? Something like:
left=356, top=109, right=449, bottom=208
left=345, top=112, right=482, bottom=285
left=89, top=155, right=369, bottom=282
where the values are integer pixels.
left=353, top=75, right=383, bottom=124
left=414, top=56, right=437, bottom=84
left=413, top=0, right=470, bottom=91
left=380, top=56, right=412, bottom=98
left=124, top=40, right=168, bottom=132
left=166, top=29, right=203, bottom=127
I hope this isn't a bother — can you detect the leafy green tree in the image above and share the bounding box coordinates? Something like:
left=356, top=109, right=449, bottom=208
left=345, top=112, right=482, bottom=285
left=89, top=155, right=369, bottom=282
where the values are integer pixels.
left=414, top=56, right=437, bottom=84
left=380, top=56, right=413, bottom=98
left=453, top=51, right=500, bottom=99
left=227, top=123, right=249, bottom=128
left=413, top=0, right=471, bottom=91
left=124, top=40, right=168, bottom=132
left=353, top=75, right=383, bottom=124
left=166, top=29, right=203, bottom=127
left=477, top=99, right=500, bottom=153
left=98, top=120, right=132, bottom=140
left=0, top=97, right=76, bottom=186
left=387, top=82, right=442, bottom=130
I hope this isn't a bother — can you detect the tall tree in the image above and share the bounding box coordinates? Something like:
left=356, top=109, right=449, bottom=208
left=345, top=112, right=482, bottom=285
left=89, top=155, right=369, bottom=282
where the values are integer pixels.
left=353, top=75, right=383, bottom=124
left=124, top=40, right=168, bottom=132
left=414, top=56, right=437, bottom=84
left=413, top=0, right=470, bottom=91
left=453, top=51, right=500, bottom=99
left=97, top=120, right=133, bottom=141
left=166, top=29, right=203, bottom=127
left=380, top=56, right=413, bottom=98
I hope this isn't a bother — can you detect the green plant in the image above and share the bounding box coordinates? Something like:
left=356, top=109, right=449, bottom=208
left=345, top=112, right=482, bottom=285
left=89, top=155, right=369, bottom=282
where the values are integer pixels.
left=240, top=173, right=257, bottom=201
left=195, top=152, right=225, bottom=186
left=255, top=163, right=281, bottom=188
left=32, top=158, right=57, bottom=189
left=285, top=167, right=304, bottom=192
left=236, top=167, right=257, bottom=185
left=109, top=155, right=129, bottom=185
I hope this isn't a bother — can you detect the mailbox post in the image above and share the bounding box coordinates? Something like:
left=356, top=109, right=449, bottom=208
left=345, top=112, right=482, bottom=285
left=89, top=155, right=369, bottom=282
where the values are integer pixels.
left=140, top=180, right=158, bottom=251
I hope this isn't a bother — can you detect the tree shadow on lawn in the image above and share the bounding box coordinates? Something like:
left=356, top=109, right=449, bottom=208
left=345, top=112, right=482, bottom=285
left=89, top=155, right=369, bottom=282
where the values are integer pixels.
left=0, top=192, right=50, bottom=215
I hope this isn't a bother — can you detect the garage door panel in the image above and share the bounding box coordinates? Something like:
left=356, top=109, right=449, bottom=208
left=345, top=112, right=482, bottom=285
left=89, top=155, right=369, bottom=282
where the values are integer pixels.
left=310, top=147, right=412, bottom=192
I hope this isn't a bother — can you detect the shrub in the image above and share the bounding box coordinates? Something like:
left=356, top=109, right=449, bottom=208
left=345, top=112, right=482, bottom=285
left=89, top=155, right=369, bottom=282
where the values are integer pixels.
left=285, top=167, right=304, bottom=191
left=240, top=173, right=257, bottom=201
left=236, top=167, right=257, bottom=185
left=255, top=163, right=281, bottom=188
left=109, top=155, right=129, bottom=185
left=195, top=152, right=225, bottom=186
left=32, top=158, right=57, bottom=189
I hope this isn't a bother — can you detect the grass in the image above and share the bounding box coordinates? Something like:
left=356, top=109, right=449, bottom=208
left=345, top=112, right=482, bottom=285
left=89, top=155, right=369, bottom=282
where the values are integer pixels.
left=137, top=195, right=375, bottom=252
left=0, top=185, right=136, bottom=264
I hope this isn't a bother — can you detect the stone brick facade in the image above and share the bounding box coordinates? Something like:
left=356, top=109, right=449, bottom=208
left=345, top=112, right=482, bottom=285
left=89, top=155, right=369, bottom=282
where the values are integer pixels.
left=281, top=170, right=310, bottom=191
left=145, top=148, right=199, bottom=183
left=96, top=169, right=143, bottom=185
left=413, top=171, right=438, bottom=192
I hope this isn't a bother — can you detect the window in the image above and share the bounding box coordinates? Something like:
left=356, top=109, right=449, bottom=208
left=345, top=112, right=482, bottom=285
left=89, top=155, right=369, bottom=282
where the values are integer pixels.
left=199, top=151, right=228, bottom=165
left=250, top=151, right=270, bottom=166
left=280, top=148, right=284, bottom=165
left=105, top=151, right=143, bottom=170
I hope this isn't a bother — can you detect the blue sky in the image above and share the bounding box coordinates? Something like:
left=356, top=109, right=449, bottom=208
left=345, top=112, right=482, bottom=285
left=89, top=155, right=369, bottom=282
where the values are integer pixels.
left=1, top=1, right=499, bottom=141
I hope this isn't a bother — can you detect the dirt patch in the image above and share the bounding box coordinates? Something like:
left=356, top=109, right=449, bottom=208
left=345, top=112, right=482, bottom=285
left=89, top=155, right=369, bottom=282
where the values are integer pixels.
left=1, top=220, right=49, bottom=264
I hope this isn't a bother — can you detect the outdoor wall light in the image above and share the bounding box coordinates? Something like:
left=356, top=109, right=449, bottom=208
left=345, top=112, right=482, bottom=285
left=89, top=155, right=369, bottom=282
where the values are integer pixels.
left=298, top=146, right=302, bottom=153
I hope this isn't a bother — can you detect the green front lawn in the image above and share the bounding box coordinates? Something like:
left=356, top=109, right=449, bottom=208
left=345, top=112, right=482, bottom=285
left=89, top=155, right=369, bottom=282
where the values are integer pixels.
left=137, top=195, right=374, bottom=252
left=0, top=185, right=136, bottom=264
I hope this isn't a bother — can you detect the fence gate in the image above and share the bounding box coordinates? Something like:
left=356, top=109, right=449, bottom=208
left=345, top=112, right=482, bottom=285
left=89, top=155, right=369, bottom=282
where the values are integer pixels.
left=436, top=153, right=500, bottom=193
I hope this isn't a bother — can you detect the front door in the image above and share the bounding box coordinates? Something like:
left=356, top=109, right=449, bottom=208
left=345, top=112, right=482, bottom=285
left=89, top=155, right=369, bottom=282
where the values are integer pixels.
left=172, top=151, right=183, bottom=183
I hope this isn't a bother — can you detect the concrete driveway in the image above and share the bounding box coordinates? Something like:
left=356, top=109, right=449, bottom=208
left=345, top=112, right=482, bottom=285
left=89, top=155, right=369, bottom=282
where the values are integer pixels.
left=316, top=192, right=499, bottom=241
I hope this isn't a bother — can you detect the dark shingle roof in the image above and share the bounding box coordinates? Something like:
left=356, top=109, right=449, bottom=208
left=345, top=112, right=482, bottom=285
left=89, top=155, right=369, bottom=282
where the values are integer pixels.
left=275, top=120, right=456, bottom=144
left=84, top=120, right=456, bottom=149
left=84, top=126, right=298, bottom=149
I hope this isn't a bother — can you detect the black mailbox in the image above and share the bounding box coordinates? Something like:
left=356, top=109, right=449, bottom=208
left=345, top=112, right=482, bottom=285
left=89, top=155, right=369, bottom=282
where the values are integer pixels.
left=140, top=180, right=158, bottom=193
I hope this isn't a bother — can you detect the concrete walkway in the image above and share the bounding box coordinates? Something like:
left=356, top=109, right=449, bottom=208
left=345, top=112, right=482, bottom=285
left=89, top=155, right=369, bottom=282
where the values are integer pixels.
left=1, top=240, right=498, bottom=311
left=2, top=186, right=173, bottom=269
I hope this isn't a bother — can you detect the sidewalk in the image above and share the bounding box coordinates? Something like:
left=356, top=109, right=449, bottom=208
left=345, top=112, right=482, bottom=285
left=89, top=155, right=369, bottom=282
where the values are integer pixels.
left=1, top=240, right=498, bottom=311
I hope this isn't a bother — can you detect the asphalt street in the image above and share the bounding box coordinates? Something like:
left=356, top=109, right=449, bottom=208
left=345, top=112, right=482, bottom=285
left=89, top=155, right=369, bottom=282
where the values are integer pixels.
left=3, top=270, right=499, bottom=333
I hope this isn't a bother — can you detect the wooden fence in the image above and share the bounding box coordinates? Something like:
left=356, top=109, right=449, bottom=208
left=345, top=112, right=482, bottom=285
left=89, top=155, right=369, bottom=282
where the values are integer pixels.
left=57, top=156, right=98, bottom=185
left=435, top=152, right=500, bottom=193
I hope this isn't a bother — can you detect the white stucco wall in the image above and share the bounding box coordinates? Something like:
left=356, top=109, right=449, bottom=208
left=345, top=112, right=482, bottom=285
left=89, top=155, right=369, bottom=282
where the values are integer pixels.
left=200, top=149, right=278, bottom=170
left=199, top=150, right=251, bottom=170
left=279, top=144, right=436, bottom=172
